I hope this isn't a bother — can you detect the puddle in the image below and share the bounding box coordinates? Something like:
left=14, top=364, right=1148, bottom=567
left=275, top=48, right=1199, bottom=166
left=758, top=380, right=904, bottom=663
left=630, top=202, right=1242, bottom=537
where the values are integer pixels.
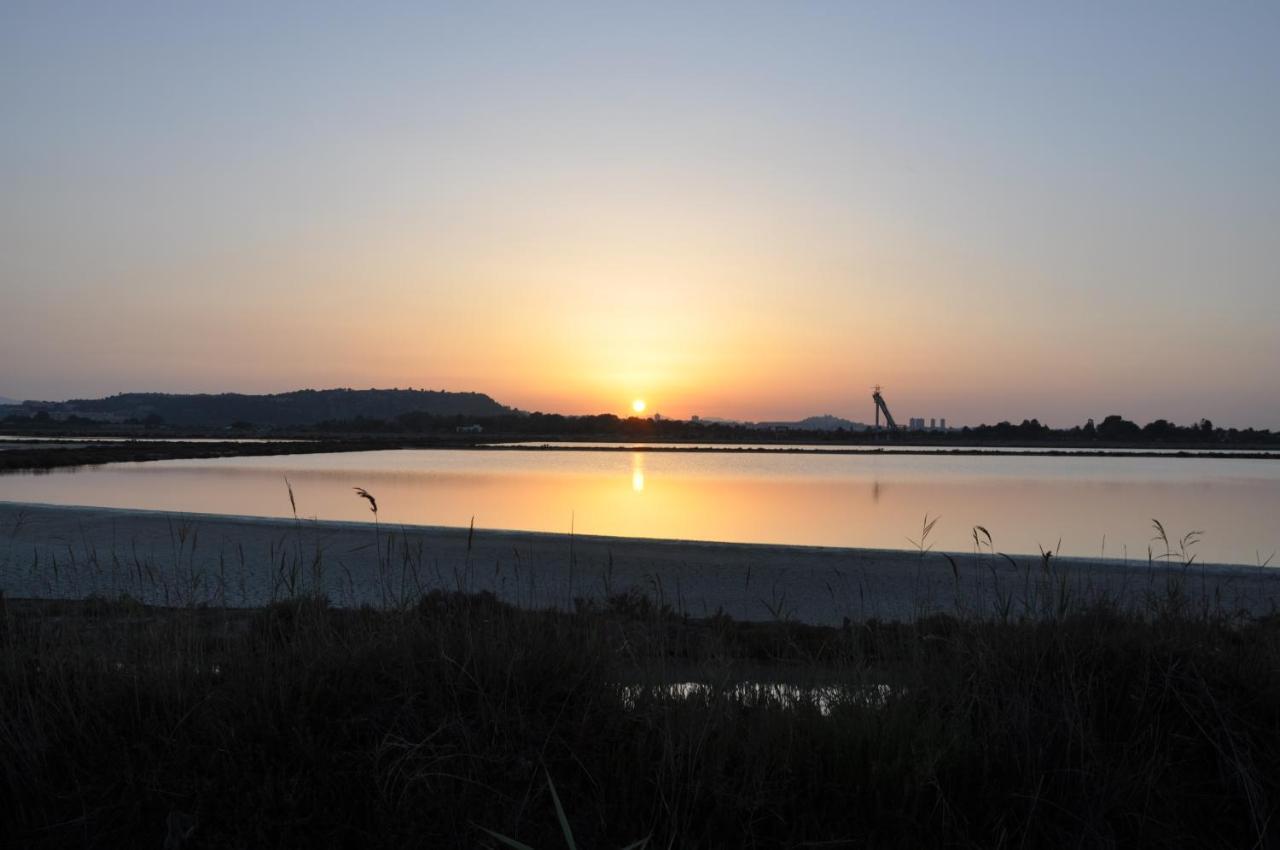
left=618, top=681, right=895, bottom=716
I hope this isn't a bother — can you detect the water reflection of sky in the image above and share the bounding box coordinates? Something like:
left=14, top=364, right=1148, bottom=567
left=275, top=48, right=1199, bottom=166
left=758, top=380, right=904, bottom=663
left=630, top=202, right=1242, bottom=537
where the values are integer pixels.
left=1, top=449, right=1277, bottom=565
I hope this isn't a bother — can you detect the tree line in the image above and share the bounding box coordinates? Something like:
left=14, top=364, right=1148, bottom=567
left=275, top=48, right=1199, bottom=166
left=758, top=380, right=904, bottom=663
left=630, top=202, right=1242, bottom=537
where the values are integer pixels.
left=6, top=407, right=1276, bottom=446
left=303, top=411, right=1278, bottom=446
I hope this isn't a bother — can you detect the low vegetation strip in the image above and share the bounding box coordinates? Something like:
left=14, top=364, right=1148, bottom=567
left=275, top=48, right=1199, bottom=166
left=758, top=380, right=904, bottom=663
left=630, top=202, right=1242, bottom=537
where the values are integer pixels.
left=0, top=439, right=390, bottom=473
left=2, top=591, right=1278, bottom=848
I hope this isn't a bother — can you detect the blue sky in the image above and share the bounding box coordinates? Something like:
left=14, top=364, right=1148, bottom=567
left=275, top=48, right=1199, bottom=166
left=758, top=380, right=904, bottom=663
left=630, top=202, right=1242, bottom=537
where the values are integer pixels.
left=3, top=2, right=1278, bottom=425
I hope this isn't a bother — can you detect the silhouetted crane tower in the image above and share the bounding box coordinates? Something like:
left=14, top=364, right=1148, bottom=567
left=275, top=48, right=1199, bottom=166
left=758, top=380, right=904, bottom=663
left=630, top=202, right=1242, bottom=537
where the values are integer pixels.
left=872, top=385, right=898, bottom=431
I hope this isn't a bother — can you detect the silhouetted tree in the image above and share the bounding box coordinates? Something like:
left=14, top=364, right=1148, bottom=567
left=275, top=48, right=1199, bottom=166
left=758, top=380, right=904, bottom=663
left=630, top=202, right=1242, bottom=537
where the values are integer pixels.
left=1096, top=415, right=1140, bottom=441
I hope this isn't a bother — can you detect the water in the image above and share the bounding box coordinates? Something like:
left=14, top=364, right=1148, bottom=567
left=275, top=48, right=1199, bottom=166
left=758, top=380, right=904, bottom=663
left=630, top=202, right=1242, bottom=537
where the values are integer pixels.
left=1, top=448, right=1277, bottom=565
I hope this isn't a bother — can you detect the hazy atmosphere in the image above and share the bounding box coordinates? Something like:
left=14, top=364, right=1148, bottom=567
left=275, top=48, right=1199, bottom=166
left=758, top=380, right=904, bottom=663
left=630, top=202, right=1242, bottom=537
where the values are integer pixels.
left=8, top=6, right=1280, bottom=848
left=4, top=2, right=1279, bottom=425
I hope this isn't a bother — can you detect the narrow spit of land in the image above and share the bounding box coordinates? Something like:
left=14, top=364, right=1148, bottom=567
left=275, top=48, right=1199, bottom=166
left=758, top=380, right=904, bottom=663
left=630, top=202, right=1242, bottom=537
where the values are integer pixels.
left=4, top=502, right=1279, bottom=623
left=2, top=434, right=1279, bottom=475
left=474, top=442, right=1280, bottom=459
left=0, top=438, right=391, bottom=473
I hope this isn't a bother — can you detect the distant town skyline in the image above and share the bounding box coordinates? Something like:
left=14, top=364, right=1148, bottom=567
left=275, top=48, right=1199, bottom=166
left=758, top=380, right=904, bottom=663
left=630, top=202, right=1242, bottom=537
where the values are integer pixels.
left=3, top=4, right=1278, bottom=428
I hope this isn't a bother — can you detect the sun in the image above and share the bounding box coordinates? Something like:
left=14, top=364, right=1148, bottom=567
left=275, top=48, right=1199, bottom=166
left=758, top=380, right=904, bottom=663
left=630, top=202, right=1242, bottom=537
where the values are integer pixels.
left=631, top=398, right=647, bottom=414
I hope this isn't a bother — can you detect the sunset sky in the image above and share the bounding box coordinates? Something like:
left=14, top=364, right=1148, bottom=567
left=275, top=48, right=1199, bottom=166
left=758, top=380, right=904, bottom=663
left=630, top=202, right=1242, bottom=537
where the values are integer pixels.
left=3, top=3, right=1278, bottom=427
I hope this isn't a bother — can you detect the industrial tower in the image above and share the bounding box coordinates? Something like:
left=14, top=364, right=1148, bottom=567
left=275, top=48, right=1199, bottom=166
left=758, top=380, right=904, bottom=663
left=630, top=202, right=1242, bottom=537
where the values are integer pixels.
left=872, top=386, right=898, bottom=431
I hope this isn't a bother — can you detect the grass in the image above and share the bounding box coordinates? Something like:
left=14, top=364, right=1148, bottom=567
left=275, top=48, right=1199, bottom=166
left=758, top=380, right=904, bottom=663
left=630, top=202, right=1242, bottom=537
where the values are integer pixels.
left=3, top=494, right=1278, bottom=847
left=2, top=579, right=1279, bottom=848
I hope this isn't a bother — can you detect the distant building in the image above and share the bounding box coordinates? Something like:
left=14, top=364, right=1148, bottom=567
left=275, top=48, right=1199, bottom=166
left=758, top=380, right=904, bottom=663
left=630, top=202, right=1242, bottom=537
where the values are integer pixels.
left=455, top=424, right=483, bottom=434
left=909, top=417, right=926, bottom=431
left=939, top=418, right=947, bottom=430
left=930, top=418, right=936, bottom=429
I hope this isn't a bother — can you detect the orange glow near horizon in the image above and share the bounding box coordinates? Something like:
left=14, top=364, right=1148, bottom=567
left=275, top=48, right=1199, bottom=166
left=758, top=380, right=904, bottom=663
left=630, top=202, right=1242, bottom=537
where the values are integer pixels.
left=4, top=5, right=1280, bottom=429
left=5, top=112, right=1275, bottom=427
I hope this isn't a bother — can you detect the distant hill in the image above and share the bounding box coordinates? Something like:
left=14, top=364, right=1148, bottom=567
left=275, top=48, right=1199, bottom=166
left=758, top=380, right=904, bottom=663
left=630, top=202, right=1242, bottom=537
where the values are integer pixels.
left=755, top=414, right=870, bottom=432
left=792, top=414, right=870, bottom=431
left=0, top=396, right=19, bottom=407
left=8, top=389, right=510, bottom=427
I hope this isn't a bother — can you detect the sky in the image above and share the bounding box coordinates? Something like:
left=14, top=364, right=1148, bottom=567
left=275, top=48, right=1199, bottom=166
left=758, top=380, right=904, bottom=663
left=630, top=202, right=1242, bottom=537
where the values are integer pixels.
left=2, top=3, right=1278, bottom=427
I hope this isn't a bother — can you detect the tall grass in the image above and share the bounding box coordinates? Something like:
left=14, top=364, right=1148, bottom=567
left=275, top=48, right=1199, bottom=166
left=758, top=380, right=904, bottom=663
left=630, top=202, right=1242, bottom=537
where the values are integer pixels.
left=3, top=496, right=1279, bottom=847
left=2, top=581, right=1279, bottom=848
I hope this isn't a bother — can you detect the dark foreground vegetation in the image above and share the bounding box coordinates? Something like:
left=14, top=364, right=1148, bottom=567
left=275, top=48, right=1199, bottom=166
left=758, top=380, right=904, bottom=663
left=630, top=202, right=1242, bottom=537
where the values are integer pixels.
left=3, top=590, right=1278, bottom=848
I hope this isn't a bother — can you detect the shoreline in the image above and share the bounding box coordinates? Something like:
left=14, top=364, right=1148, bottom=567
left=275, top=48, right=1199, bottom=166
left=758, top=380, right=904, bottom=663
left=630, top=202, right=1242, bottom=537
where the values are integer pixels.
left=1, top=437, right=1278, bottom=476
left=5, top=501, right=1279, bottom=624
left=0, top=438, right=389, bottom=473
left=472, top=443, right=1280, bottom=459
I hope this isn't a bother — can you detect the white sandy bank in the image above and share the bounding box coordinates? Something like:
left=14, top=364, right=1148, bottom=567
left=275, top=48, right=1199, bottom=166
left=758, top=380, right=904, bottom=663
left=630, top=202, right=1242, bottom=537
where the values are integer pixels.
left=2, top=501, right=1278, bottom=624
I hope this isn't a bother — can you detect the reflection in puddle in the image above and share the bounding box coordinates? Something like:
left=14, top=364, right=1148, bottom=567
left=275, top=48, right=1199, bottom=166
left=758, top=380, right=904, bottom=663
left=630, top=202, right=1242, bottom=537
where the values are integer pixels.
left=618, top=681, right=895, bottom=716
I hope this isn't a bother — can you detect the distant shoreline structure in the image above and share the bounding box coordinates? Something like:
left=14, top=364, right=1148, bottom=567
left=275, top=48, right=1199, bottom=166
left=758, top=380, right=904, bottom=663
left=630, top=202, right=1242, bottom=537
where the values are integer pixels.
left=2, top=387, right=1277, bottom=447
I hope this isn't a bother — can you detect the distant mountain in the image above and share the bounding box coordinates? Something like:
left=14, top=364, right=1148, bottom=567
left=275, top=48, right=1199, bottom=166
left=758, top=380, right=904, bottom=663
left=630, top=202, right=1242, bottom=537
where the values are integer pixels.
left=792, top=414, right=870, bottom=431
left=754, top=414, right=870, bottom=432
left=8, top=388, right=510, bottom=427
left=0, top=396, right=19, bottom=407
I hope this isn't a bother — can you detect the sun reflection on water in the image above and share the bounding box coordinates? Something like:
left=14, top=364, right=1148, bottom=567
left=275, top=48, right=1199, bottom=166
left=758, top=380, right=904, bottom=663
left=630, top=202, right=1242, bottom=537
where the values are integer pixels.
left=1, top=448, right=1277, bottom=563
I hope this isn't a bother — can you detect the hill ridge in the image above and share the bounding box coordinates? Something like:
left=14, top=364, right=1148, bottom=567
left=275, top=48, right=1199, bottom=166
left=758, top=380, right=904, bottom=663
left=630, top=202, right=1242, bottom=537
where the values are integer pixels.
left=6, top=387, right=510, bottom=427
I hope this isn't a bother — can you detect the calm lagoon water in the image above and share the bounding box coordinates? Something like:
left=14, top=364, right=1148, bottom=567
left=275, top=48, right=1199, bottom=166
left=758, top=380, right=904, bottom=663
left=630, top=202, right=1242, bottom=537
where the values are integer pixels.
left=1, top=449, right=1277, bottom=565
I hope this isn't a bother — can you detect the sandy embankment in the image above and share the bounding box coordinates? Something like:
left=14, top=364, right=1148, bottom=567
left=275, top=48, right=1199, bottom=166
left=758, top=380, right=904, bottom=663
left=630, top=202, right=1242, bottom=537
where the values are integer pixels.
left=3, top=501, right=1279, bottom=624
